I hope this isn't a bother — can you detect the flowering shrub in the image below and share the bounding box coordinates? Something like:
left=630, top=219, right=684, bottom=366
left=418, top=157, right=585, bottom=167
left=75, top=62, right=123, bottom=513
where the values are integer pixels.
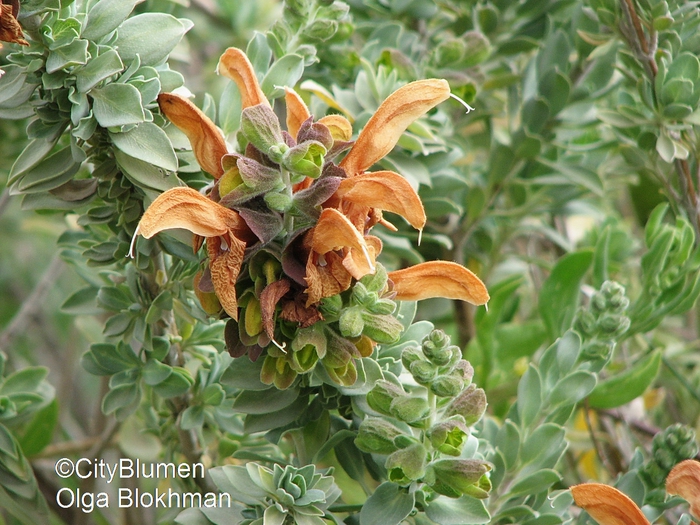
left=1, top=1, right=700, bottom=525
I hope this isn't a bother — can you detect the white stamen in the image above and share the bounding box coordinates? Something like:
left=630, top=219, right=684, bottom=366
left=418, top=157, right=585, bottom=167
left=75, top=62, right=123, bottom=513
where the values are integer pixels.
left=361, top=244, right=375, bottom=273
left=271, top=338, right=287, bottom=354
left=417, top=228, right=423, bottom=247
left=128, top=225, right=140, bottom=258
left=484, top=302, right=489, bottom=313
left=449, top=93, right=475, bottom=114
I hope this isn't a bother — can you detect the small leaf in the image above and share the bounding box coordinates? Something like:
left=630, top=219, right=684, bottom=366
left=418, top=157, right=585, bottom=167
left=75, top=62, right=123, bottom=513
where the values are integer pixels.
left=587, top=351, right=661, bottom=409
left=82, top=0, right=140, bottom=41
left=233, top=388, right=299, bottom=414
left=359, top=482, right=415, bottom=525
left=110, top=122, right=178, bottom=172
left=90, top=83, right=145, bottom=127
left=115, top=14, right=191, bottom=65
left=261, top=54, right=305, bottom=99
left=75, top=49, right=124, bottom=92
left=517, top=365, right=542, bottom=428
left=509, top=469, right=562, bottom=497
left=539, top=250, right=593, bottom=340
left=424, top=495, right=491, bottom=525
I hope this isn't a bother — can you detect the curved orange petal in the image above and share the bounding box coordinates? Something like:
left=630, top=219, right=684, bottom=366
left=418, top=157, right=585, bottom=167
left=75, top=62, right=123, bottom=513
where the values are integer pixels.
left=318, top=115, right=353, bottom=141
left=158, top=93, right=228, bottom=178
left=0, top=4, right=28, bottom=46
left=388, top=261, right=489, bottom=305
left=312, top=208, right=371, bottom=259
left=339, top=79, right=450, bottom=176
left=137, top=187, right=245, bottom=240
left=305, top=251, right=352, bottom=306
left=571, top=483, right=651, bottom=525
left=285, top=87, right=311, bottom=140
left=341, top=234, right=380, bottom=281
left=335, top=170, right=426, bottom=230
left=218, top=48, right=269, bottom=109
left=207, top=234, right=246, bottom=320
left=666, top=460, right=700, bottom=518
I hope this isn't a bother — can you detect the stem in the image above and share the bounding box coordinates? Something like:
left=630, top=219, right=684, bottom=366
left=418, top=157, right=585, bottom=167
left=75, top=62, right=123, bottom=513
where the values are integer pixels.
left=662, top=356, right=700, bottom=405
left=619, top=0, right=658, bottom=76
left=0, top=254, right=64, bottom=354
left=583, top=400, right=617, bottom=478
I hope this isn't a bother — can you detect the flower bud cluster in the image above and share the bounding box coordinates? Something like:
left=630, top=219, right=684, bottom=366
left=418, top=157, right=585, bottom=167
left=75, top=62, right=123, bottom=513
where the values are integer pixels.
left=356, top=329, right=491, bottom=499
left=236, top=261, right=403, bottom=389
left=575, top=280, right=631, bottom=361
left=402, top=329, right=474, bottom=398
left=640, top=423, right=699, bottom=489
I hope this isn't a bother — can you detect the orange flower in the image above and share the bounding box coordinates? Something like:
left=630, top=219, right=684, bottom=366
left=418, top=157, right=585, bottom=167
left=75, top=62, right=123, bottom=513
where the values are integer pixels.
left=666, top=460, right=700, bottom=519
left=137, top=47, right=489, bottom=340
left=304, top=78, right=489, bottom=307
left=571, top=483, right=651, bottom=525
left=0, top=1, right=28, bottom=48
left=133, top=187, right=254, bottom=320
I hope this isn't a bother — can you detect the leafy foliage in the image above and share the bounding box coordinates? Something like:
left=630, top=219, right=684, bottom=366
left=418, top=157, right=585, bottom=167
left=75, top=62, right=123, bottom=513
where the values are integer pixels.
left=1, top=0, right=700, bottom=524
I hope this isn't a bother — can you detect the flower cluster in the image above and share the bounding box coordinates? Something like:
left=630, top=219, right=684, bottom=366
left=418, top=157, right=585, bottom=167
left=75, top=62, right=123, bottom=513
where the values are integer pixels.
left=133, top=47, right=489, bottom=388
left=356, top=330, right=491, bottom=498
left=575, top=280, right=630, bottom=361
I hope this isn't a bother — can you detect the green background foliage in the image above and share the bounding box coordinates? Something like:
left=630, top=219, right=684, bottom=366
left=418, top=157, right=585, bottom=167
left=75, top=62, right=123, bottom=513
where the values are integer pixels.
left=1, top=0, right=700, bottom=524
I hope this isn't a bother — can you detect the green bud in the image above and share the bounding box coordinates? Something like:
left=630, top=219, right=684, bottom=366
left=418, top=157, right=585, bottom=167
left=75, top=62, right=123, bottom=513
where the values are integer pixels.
left=597, top=313, right=630, bottom=336
left=444, top=384, right=487, bottom=425
left=427, top=417, right=470, bottom=456
left=303, top=19, right=338, bottom=41
left=367, top=380, right=407, bottom=415
left=339, top=306, right=365, bottom=338
left=462, top=31, right=491, bottom=67
left=355, top=418, right=403, bottom=455
left=324, top=359, right=357, bottom=386
left=426, top=459, right=491, bottom=498
left=369, top=298, right=396, bottom=315
left=393, top=434, right=419, bottom=449
left=591, top=292, right=607, bottom=314
left=240, top=104, right=284, bottom=154
left=264, top=191, right=292, bottom=212
left=351, top=282, right=370, bottom=304
left=390, top=395, right=430, bottom=424
left=218, top=165, right=244, bottom=197
left=290, top=344, right=319, bottom=373
left=435, top=38, right=466, bottom=67
left=360, top=264, right=389, bottom=293
left=430, top=373, right=464, bottom=398
left=453, top=360, right=474, bottom=383
left=260, top=355, right=297, bottom=390
left=323, top=330, right=359, bottom=368
left=317, top=2, right=350, bottom=20
left=462, top=474, right=492, bottom=499
left=575, top=310, right=597, bottom=336
left=654, top=448, right=676, bottom=471
left=422, top=330, right=456, bottom=366
left=385, top=443, right=427, bottom=485
left=319, top=294, right=343, bottom=318
left=410, top=360, right=439, bottom=385
left=283, top=141, right=326, bottom=178
left=361, top=312, right=404, bottom=344
left=402, top=346, right=424, bottom=369
left=244, top=297, right=263, bottom=337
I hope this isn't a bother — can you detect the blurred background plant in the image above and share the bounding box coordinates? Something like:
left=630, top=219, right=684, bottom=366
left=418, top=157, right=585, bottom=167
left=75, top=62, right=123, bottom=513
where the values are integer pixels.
left=2, top=0, right=700, bottom=524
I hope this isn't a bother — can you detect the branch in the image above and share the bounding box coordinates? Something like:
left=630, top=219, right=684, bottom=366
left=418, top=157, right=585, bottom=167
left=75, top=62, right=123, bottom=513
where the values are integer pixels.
left=0, top=254, right=64, bottom=354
